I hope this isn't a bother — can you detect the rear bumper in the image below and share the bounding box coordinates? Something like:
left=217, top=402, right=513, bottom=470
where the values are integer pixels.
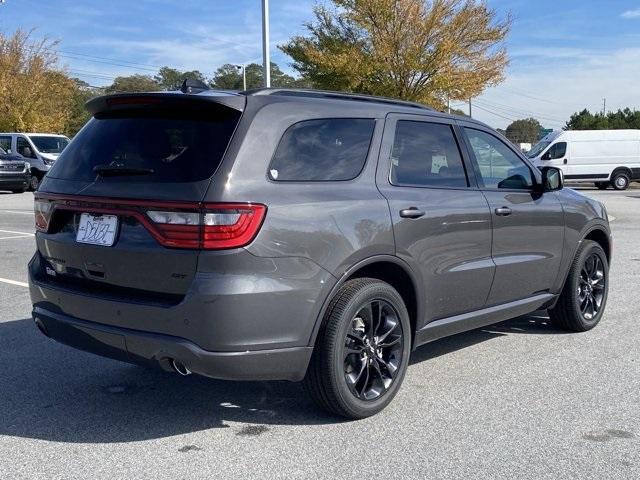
left=33, top=307, right=313, bottom=381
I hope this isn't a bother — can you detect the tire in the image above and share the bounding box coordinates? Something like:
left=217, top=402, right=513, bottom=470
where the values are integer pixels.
left=304, top=278, right=412, bottom=419
left=595, top=182, right=608, bottom=190
left=611, top=171, right=630, bottom=190
left=28, top=175, right=39, bottom=191
left=549, top=240, right=608, bottom=332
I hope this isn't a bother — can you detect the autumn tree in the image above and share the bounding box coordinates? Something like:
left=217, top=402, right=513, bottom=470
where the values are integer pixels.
left=280, top=0, right=511, bottom=109
left=0, top=30, right=76, bottom=132
left=505, top=117, right=542, bottom=144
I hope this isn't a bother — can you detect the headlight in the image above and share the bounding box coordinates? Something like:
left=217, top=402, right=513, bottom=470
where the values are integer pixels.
left=24, top=162, right=30, bottom=172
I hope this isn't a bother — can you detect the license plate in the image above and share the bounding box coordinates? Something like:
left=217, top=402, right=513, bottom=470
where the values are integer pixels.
left=76, top=213, right=118, bottom=246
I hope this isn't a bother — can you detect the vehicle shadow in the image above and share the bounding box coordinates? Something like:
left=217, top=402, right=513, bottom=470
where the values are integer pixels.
left=1, top=312, right=562, bottom=443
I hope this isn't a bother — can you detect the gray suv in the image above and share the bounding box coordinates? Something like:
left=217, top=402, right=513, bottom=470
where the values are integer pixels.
left=29, top=85, right=611, bottom=419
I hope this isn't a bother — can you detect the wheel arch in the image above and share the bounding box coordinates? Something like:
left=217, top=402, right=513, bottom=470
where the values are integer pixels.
left=308, top=255, right=423, bottom=349
left=584, top=226, right=611, bottom=263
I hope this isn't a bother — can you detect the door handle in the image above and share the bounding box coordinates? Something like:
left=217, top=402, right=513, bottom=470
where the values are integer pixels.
left=495, top=206, right=512, bottom=216
left=563, top=159, right=567, bottom=164
left=399, top=207, right=425, bottom=219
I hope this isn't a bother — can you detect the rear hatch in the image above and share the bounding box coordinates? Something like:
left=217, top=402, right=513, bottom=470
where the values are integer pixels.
left=32, top=92, right=246, bottom=302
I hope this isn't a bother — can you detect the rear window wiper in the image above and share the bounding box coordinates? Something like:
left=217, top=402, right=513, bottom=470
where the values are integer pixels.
left=93, top=164, right=155, bottom=177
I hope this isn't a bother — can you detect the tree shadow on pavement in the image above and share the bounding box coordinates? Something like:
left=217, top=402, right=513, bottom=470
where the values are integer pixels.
left=1, top=311, right=563, bottom=443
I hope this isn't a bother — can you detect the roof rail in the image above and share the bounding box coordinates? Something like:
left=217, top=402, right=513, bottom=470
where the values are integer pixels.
left=242, top=88, right=435, bottom=111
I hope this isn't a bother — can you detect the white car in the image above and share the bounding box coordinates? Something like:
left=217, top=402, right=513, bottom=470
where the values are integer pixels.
left=0, top=133, right=70, bottom=190
left=528, top=129, right=640, bottom=190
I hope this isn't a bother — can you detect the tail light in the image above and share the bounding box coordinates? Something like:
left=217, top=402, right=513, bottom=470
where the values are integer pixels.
left=34, top=198, right=53, bottom=232
left=34, top=194, right=266, bottom=250
left=145, top=203, right=266, bottom=249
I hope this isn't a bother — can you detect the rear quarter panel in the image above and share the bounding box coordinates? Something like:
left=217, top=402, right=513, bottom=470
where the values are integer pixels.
left=206, top=98, right=396, bottom=278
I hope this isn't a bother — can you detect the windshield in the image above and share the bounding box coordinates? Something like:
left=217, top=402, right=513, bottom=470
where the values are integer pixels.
left=48, top=107, right=241, bottom=183
left=29, top=136, right=70, bottom=154
left=527, top=140, right=551, bottom=158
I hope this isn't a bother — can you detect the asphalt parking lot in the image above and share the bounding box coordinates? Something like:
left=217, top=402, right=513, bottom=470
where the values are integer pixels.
left=0, top=187, right=638, bottom=479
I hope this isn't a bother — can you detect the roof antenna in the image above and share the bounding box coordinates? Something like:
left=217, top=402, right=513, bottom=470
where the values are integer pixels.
left=180, top=78, right=210, bottom=94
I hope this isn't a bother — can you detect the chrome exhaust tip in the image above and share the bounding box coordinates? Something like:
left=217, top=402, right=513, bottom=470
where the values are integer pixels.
left=170, top=358, right=191, bottom=376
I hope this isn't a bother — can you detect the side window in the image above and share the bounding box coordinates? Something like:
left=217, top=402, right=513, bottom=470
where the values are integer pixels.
left=16, top=137, right=36, bottom=159
left=390, top=121, right=468, bottom=188
left=546, top=142, right=567, bottom=160
left=464, top=128, right=533, bottom=190
left=268, top=118, right=375, bottom=181
left=0, top=136, right=12, bottom=153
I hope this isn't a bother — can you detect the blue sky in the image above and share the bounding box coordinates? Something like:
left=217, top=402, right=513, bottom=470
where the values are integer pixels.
left=2, top=0, right=640, bottom=129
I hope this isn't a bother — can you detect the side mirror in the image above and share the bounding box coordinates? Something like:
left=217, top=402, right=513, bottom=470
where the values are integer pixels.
left=540, top=166, right=563, bottom=192
left=541, top=151, right=551, bottom=160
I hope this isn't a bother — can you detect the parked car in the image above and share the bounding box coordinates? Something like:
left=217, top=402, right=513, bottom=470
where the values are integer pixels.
left=29, top=85, right=612, bottom=419
left=0, top=146, right=30, bottom=193
left=0, top=133, right=70, bottom=191
left=528, top=129, right=640, bottom=190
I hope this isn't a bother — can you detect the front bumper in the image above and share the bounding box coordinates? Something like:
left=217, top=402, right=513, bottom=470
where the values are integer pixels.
left=0, top=174, right=29, bottom=190
left=33, top=307, right=313, bottom=381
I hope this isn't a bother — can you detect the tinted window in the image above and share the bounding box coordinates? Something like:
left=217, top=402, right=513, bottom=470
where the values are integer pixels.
left=390, top=121, right=467, bottom=188
left=0, top=136, right=11, bottom=153
left=546, top=142, right=566, bottom=160
left=16, top=137, right=36, bottom=158
left=269, top=118, right=375, bottom=181
left=29, top=136, right=69, bottom=154
left=48, top=108, right=240, bottom=183
left=464, top=128, right=533, bottom=190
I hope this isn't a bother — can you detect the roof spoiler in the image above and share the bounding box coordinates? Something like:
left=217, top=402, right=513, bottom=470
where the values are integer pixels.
left=85, top=91, right=246, bottom=115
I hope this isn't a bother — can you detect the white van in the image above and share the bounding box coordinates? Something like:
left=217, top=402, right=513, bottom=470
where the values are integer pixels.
left=0, top=133, right=70, bottom=190
left=528, top=129, right=640, bottom=190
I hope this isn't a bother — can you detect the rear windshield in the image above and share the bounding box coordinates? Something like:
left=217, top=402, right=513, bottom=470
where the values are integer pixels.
left=48, top=108, right=240, bottom=183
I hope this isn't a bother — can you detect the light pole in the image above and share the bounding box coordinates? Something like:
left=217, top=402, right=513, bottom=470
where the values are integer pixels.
left=235, top=64, right=246, bottom=91
left=261, top=0, right=271, bottom=87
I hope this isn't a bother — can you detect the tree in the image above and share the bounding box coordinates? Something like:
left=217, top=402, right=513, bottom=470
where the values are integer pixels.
left=0, top=30, right=76, bottom=132
left=280, top=0, right=511, bottom=109
left=505, top=118, right=542, bottom=144
left=154, top=66, right=206, bottom=90
left=211, top=62, right=306, bottom=90
left=565, top=108, right=640, bottom=130
left=104, top=74, right=160, bottom=94
left=64, top=79, right=102, bottom=136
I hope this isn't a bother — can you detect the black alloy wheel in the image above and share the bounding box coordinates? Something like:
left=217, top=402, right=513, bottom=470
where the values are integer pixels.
left=577, top=252, right=606, bottom=320
left=343, top=299, right=404, bottom=401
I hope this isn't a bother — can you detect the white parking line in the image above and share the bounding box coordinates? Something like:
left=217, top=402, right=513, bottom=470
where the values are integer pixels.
left=0, top=210, right=33, bottom=215
left=0, top=235, right=34, bottom=240
left=0, top=229, right=35, bottom=236
left=0, top=277, right=28, bottom=288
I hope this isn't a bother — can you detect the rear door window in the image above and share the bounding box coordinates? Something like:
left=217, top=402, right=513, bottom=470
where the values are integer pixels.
left=390, top=121, right=468, bottom=188
left=48, top=108, right=241, bottom=183
left=268, top=118, right=375, bottom=181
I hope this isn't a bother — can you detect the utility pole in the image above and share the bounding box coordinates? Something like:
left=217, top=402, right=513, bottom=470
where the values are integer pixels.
left=235, top=65, right=246, bottom=91
left=469, top=98, right=472, bottom=118
left=447, top=96, right=451, bottom=114
left=261, top=0, right=271, bottom=88
left=602, top=98, right=606, bottom=115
